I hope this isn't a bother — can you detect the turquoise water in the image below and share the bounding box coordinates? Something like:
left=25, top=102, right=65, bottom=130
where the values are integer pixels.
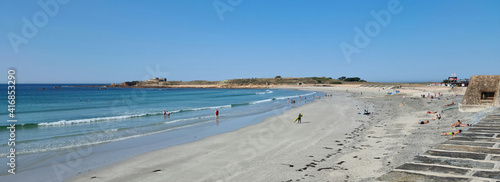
left=0, top=84, right=316, bottom=160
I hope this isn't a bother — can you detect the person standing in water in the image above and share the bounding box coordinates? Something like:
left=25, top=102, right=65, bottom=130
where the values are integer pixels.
left=163, top=110, right=167, bottom=117
left=215, top=109, right=219, bottom=118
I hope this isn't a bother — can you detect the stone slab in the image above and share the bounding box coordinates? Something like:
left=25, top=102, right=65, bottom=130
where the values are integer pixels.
left=425, top=150, right=487, bottom=160
left=473, top=171, right=500, bottom=180
left=443, top=141, right=495, bottom=147
left=378, top=171, right=470, bottom=182
left=434, top=145, right=500, bottom=155
left=413, top=156, right=495, bottom=169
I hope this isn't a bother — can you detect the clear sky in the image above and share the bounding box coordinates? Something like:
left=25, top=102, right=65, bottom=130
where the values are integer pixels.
left=1, top=0, right=499, bottom=83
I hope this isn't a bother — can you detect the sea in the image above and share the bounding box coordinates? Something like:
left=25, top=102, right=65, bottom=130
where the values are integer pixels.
left=0, top=84, right=318, bottom=179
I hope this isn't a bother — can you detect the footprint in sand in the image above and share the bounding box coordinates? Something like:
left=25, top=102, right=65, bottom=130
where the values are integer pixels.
left=152, top=169, right=162, bottom=172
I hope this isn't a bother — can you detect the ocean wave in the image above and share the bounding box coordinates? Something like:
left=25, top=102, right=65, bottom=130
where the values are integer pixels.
left=250, top=99, right=273, bottom=104
left=274, top=92, right=317, bottom=100
left=0, top=119, right=216, bottom=157
left=38, top=113, right=154, bottom=126
left=36, top=104, right=232, bottom=127
left=255, top=90, right=274, bottom=95
left=182, top=105, right=231, bottom=111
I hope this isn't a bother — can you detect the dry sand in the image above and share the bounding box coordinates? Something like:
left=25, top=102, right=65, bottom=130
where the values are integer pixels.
left=70, top=86, right=473, bottom=182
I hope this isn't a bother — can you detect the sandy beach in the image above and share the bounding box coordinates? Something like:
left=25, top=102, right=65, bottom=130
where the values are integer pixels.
left=70, top=86, right=478, bottom=182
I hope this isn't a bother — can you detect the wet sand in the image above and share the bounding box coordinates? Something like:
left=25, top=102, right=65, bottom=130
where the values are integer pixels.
left=70, top=86, right=473, bottom=182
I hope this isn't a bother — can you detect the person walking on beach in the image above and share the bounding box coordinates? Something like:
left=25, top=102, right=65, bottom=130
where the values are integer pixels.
left=296, top=113, right=303, bottom=123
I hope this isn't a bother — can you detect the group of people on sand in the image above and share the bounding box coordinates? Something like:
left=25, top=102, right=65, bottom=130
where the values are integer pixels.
left=417, top=109, right=470, bottom=137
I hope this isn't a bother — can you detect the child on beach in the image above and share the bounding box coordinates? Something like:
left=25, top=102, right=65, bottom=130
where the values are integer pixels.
left=163, top=110, right=167, bottom=117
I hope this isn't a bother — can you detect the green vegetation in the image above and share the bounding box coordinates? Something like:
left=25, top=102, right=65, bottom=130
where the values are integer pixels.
left=122, top=76, right=368, bottom=87
left=226, top=77, right=346, bottom=85
left=339, top=77, right=367, bottom=82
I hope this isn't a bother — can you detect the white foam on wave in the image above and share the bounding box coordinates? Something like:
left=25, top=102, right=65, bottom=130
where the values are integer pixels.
left=104, top=128, right=118, bottom=132
left=38, top=104, right=233, bottom=127
left=38, top=113, right=150, bottom=126
left=183, top=105, right=231, bottom=111
left=3, top=118, right=217, bottom=157
left=250, top=99, right=273, bottom=104
left=274, top=92, right=317, bottom=100
left=256, top=90, right=274, bottom=95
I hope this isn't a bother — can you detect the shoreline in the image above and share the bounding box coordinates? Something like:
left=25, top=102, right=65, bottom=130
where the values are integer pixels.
left=69, top=87, right=366, bottom=181
left=0, top=88, right=321, bottom=181
left=67, top=85, right=482, bottom=181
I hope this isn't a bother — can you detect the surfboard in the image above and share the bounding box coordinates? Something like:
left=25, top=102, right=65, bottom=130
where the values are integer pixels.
left=294, top=114, right=303, bottom=123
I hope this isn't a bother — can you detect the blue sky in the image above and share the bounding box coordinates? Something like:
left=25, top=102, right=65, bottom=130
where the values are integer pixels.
left=1, top=0, right=499, bottom=83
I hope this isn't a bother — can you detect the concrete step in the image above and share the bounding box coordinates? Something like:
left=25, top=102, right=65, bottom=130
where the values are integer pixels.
left=379, top=111, right=500, bottom=181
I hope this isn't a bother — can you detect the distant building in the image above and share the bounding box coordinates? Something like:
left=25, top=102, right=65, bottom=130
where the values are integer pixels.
left=457, top=78, right=469, bottom=87
left=448, top=77, right=458, bottom=84
left=147, top=77, right=167, bottom=82
left=446, top=77, right=468, bottom=87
